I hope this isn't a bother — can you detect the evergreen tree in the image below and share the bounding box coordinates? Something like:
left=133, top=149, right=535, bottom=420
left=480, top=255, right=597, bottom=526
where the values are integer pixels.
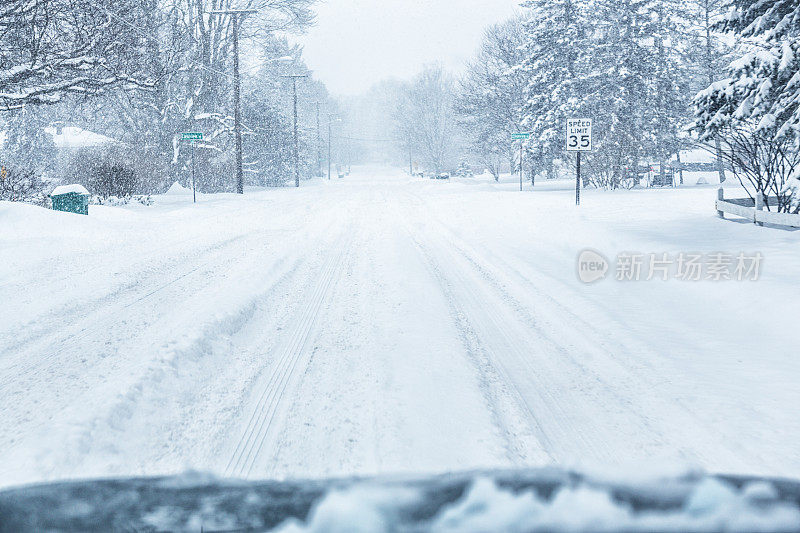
left=578, top=0, right=658, bottom=187
left=695, top=0, right=800, bottom=142
left=518, top=0, right=589, bottom=174
left=694, top=0, right=800, bottom=212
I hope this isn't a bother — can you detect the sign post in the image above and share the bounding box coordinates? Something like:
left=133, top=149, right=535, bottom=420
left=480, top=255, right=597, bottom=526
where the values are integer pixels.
left=565, top=118, right=592, bottom=206
left=511, top=132, right=531, bottom=191
left=181, top=132, right=204, bottom=203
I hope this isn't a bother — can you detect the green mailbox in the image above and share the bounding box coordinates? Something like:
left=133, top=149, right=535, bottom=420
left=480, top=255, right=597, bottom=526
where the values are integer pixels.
left=51, top=184, right=90, bottom=215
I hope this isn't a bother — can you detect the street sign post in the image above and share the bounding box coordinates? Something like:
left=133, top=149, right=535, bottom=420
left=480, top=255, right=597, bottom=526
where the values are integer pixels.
left=181, top=132, right=204, bottom=203
left=566, top=119, right=592, bottom=205
left=512, top=132, right=531, bottom=191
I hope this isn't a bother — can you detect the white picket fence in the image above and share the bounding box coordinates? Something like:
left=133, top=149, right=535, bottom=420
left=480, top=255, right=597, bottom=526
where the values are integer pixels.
left=716, top=188, right=800, bottom=228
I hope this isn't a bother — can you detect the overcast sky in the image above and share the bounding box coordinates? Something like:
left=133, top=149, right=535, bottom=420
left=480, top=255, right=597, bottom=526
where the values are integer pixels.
left=291, top=0, right=522, bottom=96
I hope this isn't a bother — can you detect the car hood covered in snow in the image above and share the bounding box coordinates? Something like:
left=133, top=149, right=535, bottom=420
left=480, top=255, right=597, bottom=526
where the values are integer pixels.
left=1, top=468, right=800, bottom=532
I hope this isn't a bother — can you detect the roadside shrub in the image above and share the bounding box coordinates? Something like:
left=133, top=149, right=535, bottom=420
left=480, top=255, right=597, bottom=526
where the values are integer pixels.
left=711, top=124, right=800, bottom=214
left=89, top=162, right=137, bottom=198
left=0, top=165, right=49, bottom=206
left=66, top=144, right=169, bottom=196
left=90, top=195, right=153, bottom=206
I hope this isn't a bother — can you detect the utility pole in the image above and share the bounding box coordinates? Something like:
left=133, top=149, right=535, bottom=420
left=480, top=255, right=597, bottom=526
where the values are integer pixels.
left=282, top=74, right=308, bottom=187
left=209, top=9, right=256, bottom=194
left=576, top=152, right=581, bottom=206
left=328, top=119, right=332, bottom=180
left=326, top=115, right=339, bottom=180
left=316, top=102, right=323, bottom=177
left=191, top=141, right=196, bottom=203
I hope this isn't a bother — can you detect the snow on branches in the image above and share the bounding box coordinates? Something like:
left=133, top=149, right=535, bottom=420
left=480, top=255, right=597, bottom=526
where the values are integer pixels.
left=0, top=0, right=154, bottom=110
left=695, top=0, right=800, bottom=142
left=694, top=0, right=800, bottom=212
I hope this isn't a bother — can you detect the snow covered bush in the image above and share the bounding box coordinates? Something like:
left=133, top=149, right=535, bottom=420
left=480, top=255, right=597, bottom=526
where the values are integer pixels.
left=0, top=165, right=49, bottom=206
left=714, top=123, right=799, bottom=213
left=66, top=144, right=166, bottom=197
left=454, top=161, right=474, bottom=178
left=89, top=162, right=137, bottom=199
left=784, top=169, right=800, bottom=213
left=89, top=195, right=153, bottom=207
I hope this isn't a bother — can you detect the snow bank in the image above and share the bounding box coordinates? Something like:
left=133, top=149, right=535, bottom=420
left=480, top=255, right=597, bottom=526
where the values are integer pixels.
left=0, top=200, right=92, bottom=237
left=0, top=198, right=139, bottom=237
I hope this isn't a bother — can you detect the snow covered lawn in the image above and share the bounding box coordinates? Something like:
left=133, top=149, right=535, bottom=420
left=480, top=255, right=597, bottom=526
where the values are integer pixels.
left=0, top=167, right=797, bottom=490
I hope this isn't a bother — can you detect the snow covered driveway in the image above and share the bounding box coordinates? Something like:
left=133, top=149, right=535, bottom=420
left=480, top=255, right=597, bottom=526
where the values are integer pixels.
left=1, top=167, right=797, bottom=489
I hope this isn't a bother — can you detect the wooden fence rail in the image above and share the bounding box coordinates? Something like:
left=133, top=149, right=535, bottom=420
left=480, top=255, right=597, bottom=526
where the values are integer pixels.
left=716, top=188, right=800, bottom=228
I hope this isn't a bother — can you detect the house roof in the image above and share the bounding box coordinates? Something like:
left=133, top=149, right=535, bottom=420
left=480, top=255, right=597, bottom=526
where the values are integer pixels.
left=45, top=126, right=115, bottom=149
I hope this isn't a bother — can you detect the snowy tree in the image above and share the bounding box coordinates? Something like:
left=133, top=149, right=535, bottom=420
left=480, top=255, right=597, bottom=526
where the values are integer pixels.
left=47, top=0, right=319, bottom=192
left=241, top=38, right=329, bottom=186
left=685, top=0, right=732, bottom=183
left=0, top=0, right=154, bottom=110
left=339, top=80, right=407, bottom=168
left=578, top=0, right=692, bottom=188
left=517, top=0, right=696, bottom=188
left=694, top=0, right=800, bottom=212
left=518, top=0, right=590, bottom=179
left=395, top=65, right=460, bottom=174
left=456, top=18, right=530, bottom=181
left=647, top=0, right=694, bottom=168
left=699, top=0, right=800, bottom=140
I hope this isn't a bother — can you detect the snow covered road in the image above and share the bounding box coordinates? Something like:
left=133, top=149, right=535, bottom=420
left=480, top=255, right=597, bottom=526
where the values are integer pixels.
left=1, top=167, right=798, bottom=488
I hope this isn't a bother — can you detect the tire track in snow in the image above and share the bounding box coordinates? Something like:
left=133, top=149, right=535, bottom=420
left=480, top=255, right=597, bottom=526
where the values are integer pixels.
left=407, top=230, right=600, bottom=461
left=398, top=188, right=754, bottom=470
left=394, top=191, right=634, bottom=464
left=0, top=233, right=255, bottom=393
left=47, top=254, right=307, bottom=481
left=0, top=221, right=344, bottom=462
left=1, top=194, right=319, bottom=357
left=1, top=214, right=348, bottom=483
left=224, top=229, right=354, bottom=479
left=379, top=189, right=548, bottom=467
left=0, top=233, right=251, bottom=364
left=436, top=227, right=759, bottom=470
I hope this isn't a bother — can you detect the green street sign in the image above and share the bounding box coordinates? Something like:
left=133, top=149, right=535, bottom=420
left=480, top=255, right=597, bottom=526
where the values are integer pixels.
left=181, top=132, right=203, bottom=141
left=511, top=132, right=531, bottom=140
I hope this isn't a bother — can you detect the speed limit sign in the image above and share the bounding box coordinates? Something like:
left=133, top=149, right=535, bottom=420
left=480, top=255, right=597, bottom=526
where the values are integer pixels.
left=566, top=118, right=592, bottom=151
left=567, top=118, right=592, bottom=206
